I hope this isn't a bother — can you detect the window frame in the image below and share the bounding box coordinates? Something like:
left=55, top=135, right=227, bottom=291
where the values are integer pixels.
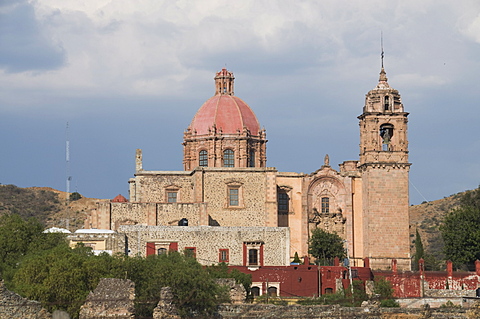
left=321, top=197, right=329, bottom=214
left=229, top=187, right=239, bottom=206
left=249, top=149, right=255, bottom=167
left=223, top=149, right=235, bottom=167
left=167, top=191, right=177, bottom=203
left=278, top=192, right=289, bottom=212
left=226, top=181, right=244, bottom=208
left=248, top=248, right=258, bottom=265
left=219, top=249, right=229, bottom=263
left=199, top=150, right=208, bottom=167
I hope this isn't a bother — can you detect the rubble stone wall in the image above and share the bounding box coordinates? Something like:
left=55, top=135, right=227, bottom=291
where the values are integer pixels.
left=119, top=225, right=290, bottom=266
left=0, top=281, right=51, bottom=319
left=79, top=278, right=135, bottom=319
left=217, top=304, right=469, bottom=319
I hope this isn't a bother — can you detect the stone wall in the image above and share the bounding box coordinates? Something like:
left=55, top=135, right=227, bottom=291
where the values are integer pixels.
left=360, top=165, right=411, bottom=271
left=119, top=225, right=290, bottom=266
left=79, top=278, right=135, bottom=319
left=0, top=281, right=51, bottom=319
left=215, top=278, right=247, bottom=304
left=201, top=168, right=274, bottom=227
left=217, top=304, right=470, bottom=319
left=131, top=172, right=194, bottom=203
left=106, top=202, right=208, bottom=229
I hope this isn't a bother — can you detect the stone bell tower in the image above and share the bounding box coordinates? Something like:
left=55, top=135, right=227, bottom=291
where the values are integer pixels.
left=358, top=66, right=411, bottom=270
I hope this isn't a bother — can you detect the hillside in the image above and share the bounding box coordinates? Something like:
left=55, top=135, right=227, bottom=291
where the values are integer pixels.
left=0, top=184, right=107, bottom=231
left=409, top=192, right=465, bottom=268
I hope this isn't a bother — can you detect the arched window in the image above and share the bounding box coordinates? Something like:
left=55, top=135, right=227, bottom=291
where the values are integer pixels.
left=321, top=197, right=329, bottom=213
left=380, top=124, right=394, bottom=151
left=384, top=95, right=390, bottom=111
left=199, top=150, right=208, bottom=167
left=251, top=286, right=260, bottom=297
left=267, top=286, right=278, bottom=296
left=223, top=149, right=234, bottom=167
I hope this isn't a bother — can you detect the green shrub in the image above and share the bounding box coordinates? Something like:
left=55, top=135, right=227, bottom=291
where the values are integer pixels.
left=69, top=192, right=82, bottom=201
left=380, top=299, right=399, bottom=307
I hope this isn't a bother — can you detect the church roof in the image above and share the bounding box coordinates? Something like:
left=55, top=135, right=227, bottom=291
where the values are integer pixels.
left=188, top=68, right=261, bottom=136
left=189, top=95, right=261, bottom=136
left=112, top=194, right=128, bottom=202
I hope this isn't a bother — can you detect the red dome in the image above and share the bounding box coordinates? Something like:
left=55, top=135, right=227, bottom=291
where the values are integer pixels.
left=189, top=95, right=261, bottom=136
left=112, top=194, right=128, bottom=202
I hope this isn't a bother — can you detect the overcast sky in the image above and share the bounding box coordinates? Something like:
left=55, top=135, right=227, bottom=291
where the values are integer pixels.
left=1, top=0, right=479, bottom=205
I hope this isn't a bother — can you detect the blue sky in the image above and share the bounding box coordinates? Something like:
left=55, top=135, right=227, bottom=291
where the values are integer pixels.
left=1, top=0, right=479, bottom=205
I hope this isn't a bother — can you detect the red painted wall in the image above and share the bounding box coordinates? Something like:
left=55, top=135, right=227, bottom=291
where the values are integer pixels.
left=230, top=264, right=319, bottom=297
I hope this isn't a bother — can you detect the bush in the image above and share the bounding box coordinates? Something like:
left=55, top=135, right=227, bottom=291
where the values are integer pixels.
left=374, top=277, right=394, bottom=300
left=380, top=299, right=399, bottom=307
left=69, top=192, right=82, bottom=201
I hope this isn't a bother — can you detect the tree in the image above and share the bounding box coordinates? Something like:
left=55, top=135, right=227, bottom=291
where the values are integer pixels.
left=0, top=214, right=44, bottom=278
left=374, top=278, right=399, bottom=307
left=69, top=192, right=82, bottom=201
left=207, top=262, right=252, bottom=296
left=441, top=186, right=480, bottom=270
left=12, top=244, right=95, bottom=318
left=413, top=229, right=424, bottom=270
left=308, top=228, right=345, bottom=265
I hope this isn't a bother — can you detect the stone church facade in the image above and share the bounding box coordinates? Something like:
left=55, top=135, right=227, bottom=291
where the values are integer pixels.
left=87, top=66, right=411, bottom=270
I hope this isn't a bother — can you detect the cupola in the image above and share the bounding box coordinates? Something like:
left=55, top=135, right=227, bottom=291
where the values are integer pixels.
left=183, top=69, right=267, bottom=170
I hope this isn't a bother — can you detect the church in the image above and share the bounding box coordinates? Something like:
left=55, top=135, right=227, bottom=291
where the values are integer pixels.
left=86, top=66, right=411, bottom=270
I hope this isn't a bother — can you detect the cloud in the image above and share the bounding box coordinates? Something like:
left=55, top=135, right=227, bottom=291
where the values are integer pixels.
left=0, top=0, right=66, bottom=73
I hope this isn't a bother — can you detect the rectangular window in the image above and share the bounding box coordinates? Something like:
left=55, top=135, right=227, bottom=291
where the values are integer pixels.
left=167, top=191, right=177, bottom=203
left=199, top=150, right=208, bottom=167
left=248, top=249, right=258, bottom=265
left=249, top=150, right=255, bottom=167
left=278, top=192, right=289, bottom=212
left=219, top=249, right=229, bottom=263
left=229, top=188, right=239, bottom=206
left=223, top=149, right=235, bottom=167
left=321, top=197, right=329, bottom=213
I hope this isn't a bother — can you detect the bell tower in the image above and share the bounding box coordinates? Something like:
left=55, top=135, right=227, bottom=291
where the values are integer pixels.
left=358, top=66, right=411, bottom=270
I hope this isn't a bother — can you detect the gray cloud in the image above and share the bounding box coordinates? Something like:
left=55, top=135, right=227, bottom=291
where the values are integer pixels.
left=0, top=1, right=65, bottom=73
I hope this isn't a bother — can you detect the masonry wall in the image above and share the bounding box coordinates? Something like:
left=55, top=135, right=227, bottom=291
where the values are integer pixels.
left=0, top=281, right=51, bottom=319
left=119, top=225, right=290, bottom=266
left=217, top=304, right=471, bottom=319
left=79, top=278, right=135, bottom=319
left=201, top=168, right=275, bottom=227
left=276, top=172, right=307, bottom=258
left=374, top=268, right=480, bottom=298
left=130, top=172, right=194, bottom=203
left=361, top=165, right=410, bottom=270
